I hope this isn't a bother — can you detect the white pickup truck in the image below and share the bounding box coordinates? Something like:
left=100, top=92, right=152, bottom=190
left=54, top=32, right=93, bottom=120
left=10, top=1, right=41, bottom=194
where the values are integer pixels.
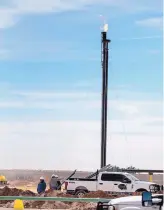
left=65, top=172, right=160, bottom=197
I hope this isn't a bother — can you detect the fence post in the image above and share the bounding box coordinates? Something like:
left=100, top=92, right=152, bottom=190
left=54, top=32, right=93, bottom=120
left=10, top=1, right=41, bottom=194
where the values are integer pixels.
left=149, top=172, right=153, bottom=182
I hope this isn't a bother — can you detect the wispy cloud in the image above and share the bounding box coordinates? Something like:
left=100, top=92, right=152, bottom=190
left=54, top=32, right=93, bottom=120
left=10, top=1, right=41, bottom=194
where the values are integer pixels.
left=148, top=49, right=161, bottom=55
left=1, top=88, right=162, bottom=107
left=120, top=35, right=162, bottom=40
left=0, top=0, right=115, bottom=29
left=0, top=0, right=162, bottom=29
left=136, top=17, right=163, bottom=29
left=0, top=86, right=162, bottom=169
left=0, top=39, right=99, bottom=61
left=115, top=104, right=139, bottom=115
left=0, top=9, right=18, bottom=29
left=0, top=89, right=162, bottom=123
left=0, top=97, right=162, bottom=110
left=0, top=101, right=24, bottom=108
left=0, top=49, right=9, bottom=60
left=13, top=91, right=100, bottom=99
left=0, top=119, right=162, bottom=170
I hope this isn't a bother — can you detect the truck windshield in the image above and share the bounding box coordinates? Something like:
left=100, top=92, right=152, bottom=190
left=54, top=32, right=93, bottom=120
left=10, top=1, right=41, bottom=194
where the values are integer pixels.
left=126, top=174, right=140, bottom=181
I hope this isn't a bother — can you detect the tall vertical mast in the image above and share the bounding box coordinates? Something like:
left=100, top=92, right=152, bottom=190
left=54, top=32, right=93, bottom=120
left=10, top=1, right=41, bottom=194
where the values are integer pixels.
left=101, top=23, right=111, bottom=168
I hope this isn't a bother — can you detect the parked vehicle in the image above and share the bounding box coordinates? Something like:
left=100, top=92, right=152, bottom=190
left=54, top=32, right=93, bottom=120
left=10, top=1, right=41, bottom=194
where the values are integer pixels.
left=96, top=192, right=163, bottom=210
left=65, top=172, right=160, bottom=197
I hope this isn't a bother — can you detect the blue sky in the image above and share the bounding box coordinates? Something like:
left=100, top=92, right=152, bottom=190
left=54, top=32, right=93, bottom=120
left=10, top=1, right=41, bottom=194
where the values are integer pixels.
left=0, top=0, right=163, bottom=170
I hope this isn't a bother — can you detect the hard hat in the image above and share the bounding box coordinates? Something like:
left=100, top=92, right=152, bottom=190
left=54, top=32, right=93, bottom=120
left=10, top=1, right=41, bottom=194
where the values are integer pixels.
left=1, top=176, right=6, bottom=182
left=40, top=176, right=44, bottom=180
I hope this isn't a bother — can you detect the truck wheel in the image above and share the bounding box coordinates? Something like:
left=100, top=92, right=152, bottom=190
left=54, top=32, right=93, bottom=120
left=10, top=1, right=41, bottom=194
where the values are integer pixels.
left=75, top=190, right=86, bottom=198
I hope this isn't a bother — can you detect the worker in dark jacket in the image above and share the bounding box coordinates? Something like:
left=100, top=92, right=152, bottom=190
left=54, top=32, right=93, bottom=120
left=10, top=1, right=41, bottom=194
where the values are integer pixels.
left=49, top=174, right=59, bottom=190
left=37, top=176, right=46, bottom=194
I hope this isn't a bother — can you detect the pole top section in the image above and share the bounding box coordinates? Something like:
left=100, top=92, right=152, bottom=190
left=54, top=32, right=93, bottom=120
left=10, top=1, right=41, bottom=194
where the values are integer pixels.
left=103, top=24, right=108, bottom=32
left=99, top=15, right=108, bottom=32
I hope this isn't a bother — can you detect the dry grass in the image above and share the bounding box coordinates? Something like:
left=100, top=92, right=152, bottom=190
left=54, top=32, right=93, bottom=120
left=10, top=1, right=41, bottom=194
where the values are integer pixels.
left=16, top=185, right=37, bottom=193
left=9, top=181, right=38, bottom=193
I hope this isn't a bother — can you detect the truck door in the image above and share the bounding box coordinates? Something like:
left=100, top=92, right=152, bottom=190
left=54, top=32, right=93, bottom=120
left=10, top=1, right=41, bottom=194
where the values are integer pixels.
left=98, top=173, right=115, bottom=192
left=98, top=173, right=133, bottom=193
left=112, top=174, right=133, bottom=193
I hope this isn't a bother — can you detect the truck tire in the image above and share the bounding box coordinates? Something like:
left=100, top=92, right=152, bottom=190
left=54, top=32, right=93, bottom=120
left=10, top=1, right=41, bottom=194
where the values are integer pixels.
left=75, top=190, right=87, bottom=198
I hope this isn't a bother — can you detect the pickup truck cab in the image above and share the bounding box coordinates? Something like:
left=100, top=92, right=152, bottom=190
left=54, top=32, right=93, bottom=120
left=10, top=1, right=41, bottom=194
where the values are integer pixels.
left=97, top=193, right=163, bottom=210
left=65, top=172, right=160, bottom=197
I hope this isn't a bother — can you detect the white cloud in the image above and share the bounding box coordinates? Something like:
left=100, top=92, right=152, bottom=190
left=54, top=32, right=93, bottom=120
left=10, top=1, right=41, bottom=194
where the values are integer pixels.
left=0, top=9, right=18, bottom=29
left=4, top=0, right=123, bottom=15
left=0, top=101, right=24, bottom=108
left=73, top=78, right=101, bottom=88
left=0, top=87, right=162, bottom=170
left=6, top=0, right=163, bottom=15
left=0, top=90, right=162, bottom=118
left=0, top=49, right=9, bottom=59
left=0, top=96, right=162, bottom=127
left=115, top=104, right=139, bottom=115
left=0, top=120, right=162, bottom=170
left=0, top=0, right=162, bottom=29
left=120, top=35, right=162, bottom=40
left=0, top=0, right=115, bottom=29
left=0, top=0, right=98, bottom=29
left=12, top=91, right=100, bottom=99
left=136, top=17, right=163, bottom=29
left=12, top=0, right=80, bottom=14
left=0, top=41, right=99, bottom=61
left=0, top=97, right=162, bottom=114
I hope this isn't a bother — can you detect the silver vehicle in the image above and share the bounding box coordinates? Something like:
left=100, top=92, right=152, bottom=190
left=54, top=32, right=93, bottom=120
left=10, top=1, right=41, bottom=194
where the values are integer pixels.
left=96, top=192, right=163, bottom=210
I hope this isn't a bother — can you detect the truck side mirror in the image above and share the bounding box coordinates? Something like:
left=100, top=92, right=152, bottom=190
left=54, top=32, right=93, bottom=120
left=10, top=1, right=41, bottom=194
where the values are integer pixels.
left=142, top=192, right=153, bottom=207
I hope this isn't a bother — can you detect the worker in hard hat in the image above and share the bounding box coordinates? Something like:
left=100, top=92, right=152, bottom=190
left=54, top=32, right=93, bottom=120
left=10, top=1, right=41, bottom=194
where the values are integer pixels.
left=37, top=177, right=46, bottom=195
left=0, top=175, right=7, bottom=185
left=49, top=174, right=60, bottom=190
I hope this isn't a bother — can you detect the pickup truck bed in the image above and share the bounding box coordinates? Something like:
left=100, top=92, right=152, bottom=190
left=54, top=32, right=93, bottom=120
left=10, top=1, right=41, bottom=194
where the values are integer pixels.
left=68, top=178, right=97, bottom=181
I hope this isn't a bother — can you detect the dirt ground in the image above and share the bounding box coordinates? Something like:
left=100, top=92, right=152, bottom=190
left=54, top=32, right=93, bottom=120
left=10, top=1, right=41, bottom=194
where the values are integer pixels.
left=8, top=180, right=37, bottom=193
left=0, top=186, right=163, bottom=210
left=0, top=186, right=97, bottom=209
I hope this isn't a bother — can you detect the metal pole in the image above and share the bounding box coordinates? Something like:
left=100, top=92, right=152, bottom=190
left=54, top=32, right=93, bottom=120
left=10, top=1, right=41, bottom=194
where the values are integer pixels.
left=101, top=27, right=111, bottom=168
left=101, top=32, right=106, bottom=168
left=103, top=39, right=109, bottom=167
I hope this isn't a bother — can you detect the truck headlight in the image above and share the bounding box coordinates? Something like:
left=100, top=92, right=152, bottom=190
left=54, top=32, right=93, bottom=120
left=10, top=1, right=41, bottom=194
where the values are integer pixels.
left=108, top=206, right=115, bottom=210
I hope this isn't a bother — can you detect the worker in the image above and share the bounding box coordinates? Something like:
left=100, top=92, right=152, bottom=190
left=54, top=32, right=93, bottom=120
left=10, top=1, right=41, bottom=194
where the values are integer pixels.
left=0, top=175, right=7, bottom=186
left=37, top=176, right=46, bottom=195
left=49, top=174, right=59, bottom=190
